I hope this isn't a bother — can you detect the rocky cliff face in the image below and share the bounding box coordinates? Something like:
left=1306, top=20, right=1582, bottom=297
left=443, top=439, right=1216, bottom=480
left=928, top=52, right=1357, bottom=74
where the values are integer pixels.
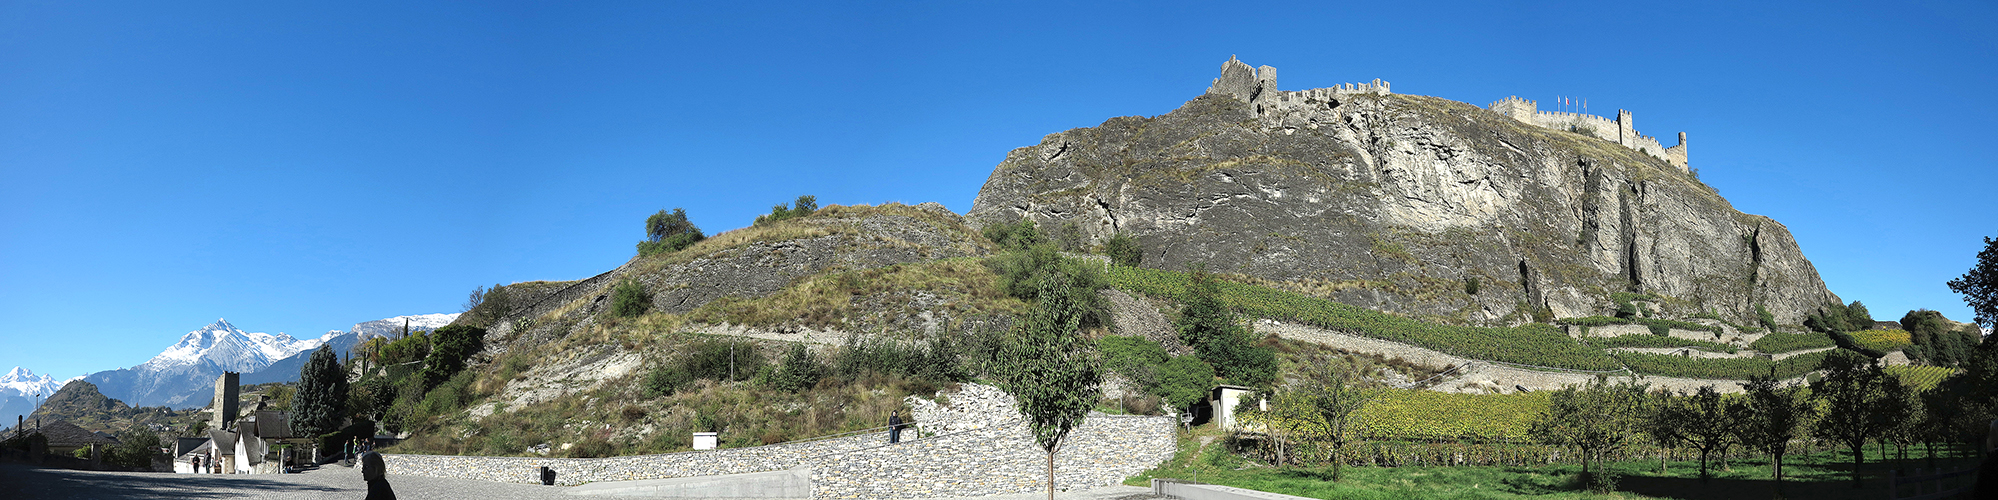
left=968, top=59, right=1838, bottom=325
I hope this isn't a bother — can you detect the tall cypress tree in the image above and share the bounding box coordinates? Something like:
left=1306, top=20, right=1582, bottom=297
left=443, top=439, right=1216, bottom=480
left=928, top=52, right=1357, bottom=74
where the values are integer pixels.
left=292, top=345, right=349, bottom=437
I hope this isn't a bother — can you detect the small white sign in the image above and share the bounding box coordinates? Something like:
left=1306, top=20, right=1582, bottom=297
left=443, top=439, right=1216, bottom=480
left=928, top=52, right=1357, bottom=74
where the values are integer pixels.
left=692, top=432, right=719, bottom=450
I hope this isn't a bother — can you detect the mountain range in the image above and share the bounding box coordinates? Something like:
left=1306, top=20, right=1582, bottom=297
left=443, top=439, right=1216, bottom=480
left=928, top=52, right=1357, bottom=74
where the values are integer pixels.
left=3, top=313, right=462, bottom=418
left=0, top=367, right=67, bottom=429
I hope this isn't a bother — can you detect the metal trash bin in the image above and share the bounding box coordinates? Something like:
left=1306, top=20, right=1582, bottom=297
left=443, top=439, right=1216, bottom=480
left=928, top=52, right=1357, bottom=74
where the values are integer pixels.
left=539, top=466, right=556, bottom=485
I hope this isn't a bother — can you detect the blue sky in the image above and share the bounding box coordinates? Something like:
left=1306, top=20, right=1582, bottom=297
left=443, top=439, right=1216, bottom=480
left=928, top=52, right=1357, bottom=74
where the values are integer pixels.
left=2, top=1, right=1992, bottom=379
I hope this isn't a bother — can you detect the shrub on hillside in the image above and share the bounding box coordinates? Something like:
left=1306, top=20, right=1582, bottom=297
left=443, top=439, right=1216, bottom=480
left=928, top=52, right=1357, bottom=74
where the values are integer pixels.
left=638, top=208, right=705, bottom=256
left=1104, top=232, right=1142, bottom=267
left=612, top=280, right=651, bottom=318
left=1154, top=355, right=1215, bottom=414
left=682, top=339, right=766, bottom=383
left=987, top=243, right=1109, bottom=329
left=1099, top=335, right=1168, bottom=389
left=379, top=333, right=430, bottom=366
left=1756, top=304, right=1780, bottom=332
left=770, top=344, right=822, bottom=393
left=421, top=324, right=486, bottom=391
left=753, top=195, right=818, bottom=227
left=1805, top=300, right=1874, bottom=334
left=981, top=219, right=1044, bottom=251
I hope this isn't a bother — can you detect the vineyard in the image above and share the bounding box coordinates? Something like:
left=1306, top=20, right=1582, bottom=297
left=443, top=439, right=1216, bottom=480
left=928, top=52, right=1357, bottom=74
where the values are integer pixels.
left=1584, top=334, right=1736, bottom=353
left=1885, top=365, right=1956, bottom=391
left=1557, top=315, right=1724, bottom=336
left=1747, top=331, right=1836, bottom=353
left=1104, top=266, right=1622, bottom=371
left=1613, top=350, right=1828, bottom=380
left=1353, top=389, right=1547, bottom=441
left=1848, top=329, right=1913, bottom=353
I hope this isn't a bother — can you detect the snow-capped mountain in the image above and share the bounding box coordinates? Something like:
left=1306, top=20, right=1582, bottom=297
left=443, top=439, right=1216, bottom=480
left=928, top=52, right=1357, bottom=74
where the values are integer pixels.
left=242, top=313, right=460, bottom=385
left=141, top=319, right=322, bottom=374
left=84, top=314, right=459, bottom=409
left=1, top=367, right=69, bottom=429
left=0, top=367, right=64, bottom=398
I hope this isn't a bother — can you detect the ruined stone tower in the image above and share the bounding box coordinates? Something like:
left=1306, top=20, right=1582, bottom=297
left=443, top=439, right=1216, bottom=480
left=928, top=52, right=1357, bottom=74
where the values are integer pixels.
left=210, top=372, right=238, bottom=431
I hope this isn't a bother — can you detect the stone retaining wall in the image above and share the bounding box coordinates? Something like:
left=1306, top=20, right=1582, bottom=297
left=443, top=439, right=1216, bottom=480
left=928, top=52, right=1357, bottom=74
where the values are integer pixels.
left=383, top=414, right=1177, bottom=498
left=812, top=415, right=1175, bottom=499
left=383, top=430, right=885, bottom=486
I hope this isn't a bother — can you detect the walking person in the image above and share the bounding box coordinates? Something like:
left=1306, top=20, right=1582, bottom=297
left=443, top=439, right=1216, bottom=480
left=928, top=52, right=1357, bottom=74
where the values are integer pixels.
left=888, top=411, right=903, bottom=444
left=361, top=452, right=397, bottom=500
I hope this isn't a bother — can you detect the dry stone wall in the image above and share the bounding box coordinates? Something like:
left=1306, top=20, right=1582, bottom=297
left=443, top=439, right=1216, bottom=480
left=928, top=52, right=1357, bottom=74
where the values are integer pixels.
left=812, top=415, right=1175, bottom=499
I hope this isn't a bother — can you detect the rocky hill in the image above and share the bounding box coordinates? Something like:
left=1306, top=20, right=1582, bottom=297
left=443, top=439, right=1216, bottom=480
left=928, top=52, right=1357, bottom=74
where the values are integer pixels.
left=967, top=57, right=1837, bottom=326
left=22, top=380, right=203, bottom=435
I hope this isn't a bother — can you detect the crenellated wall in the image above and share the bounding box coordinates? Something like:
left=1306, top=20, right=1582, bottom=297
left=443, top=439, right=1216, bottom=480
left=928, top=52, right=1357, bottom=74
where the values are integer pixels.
left=1487, top=95, right=1688, bottom=171
left=1203, top=58, right=1685, bottom=171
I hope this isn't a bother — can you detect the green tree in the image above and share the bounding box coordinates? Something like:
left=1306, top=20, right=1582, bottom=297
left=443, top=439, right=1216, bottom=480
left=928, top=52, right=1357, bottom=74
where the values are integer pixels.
left=1733, top=373, right=1811, bottom=483
left=421, top=324, right=486, bottom=391
left=291, top=345, right=350, bottom=438
left=1177, top=267, right=1276, bottom=387
left=1531, top=376, right=1646, bottom=485
left=1153, top=355, right=1214, bottom=416
left=1902, top=309, right=1967, bottom=366
left=106, top=429, right=162, bottom=469
left=1654, top=385, right=1741, bottom=480
left=1642, top=389, right=1683, bottom=475
left=1303, top=361, right=1373, bottom=480
left=612, top=279, right=651, bottom=318
left=639, top=208, right=705, bottom=256
left=1103, top=232, right=1142, bottom=267
left=1946, top=236, right=1998, bottom=330
left=987, top=243, right=1110, bottom=329
left=1000, top=272, right=1103, bottom=500
left=1810, top=350, right=1894, bottom=487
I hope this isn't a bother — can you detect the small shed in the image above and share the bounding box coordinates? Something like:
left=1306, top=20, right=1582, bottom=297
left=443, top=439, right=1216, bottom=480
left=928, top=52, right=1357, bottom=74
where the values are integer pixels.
left=1208, top=385, right=1265, bottom=432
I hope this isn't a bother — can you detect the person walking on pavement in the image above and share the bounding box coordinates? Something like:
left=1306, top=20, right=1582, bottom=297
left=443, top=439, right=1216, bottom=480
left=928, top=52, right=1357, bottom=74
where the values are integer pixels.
left=361, top=452, right=397, bottom=500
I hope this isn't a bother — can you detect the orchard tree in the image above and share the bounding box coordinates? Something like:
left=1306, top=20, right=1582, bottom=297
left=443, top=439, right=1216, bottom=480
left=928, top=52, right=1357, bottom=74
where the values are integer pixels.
left=1734, top=373, right=1812, bottom=484
left=291, top=345, right=350, bottom=438
left=1668, top=385, right=1742, bottom=480
left=1000, top=272, right=1102, bottom=500
left=1810, top=350, right=1895, bottom=487
left=1532, top=376, right=1647, bottom=481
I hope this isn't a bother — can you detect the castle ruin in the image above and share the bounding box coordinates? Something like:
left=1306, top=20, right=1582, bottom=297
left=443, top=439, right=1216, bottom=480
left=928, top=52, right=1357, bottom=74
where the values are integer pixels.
left=1488, top=96, right=1687, bottom=170
left=1205, top=56, right=1688, bottom=171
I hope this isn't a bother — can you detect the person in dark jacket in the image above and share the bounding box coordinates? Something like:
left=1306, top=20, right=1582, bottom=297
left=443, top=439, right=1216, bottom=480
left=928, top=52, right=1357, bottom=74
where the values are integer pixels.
left=361, top=452, right=396, bottom=500
left=888, top=412, right=904, bottom=444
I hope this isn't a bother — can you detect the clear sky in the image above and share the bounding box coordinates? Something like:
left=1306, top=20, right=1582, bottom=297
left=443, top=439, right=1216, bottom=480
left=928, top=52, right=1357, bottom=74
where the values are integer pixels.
left=3, top=1, right=1993, bottom=379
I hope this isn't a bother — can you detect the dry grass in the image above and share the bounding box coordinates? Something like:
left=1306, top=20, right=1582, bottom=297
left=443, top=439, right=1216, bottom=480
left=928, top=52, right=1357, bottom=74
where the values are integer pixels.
left=687, top=257, right=1026, bottom=329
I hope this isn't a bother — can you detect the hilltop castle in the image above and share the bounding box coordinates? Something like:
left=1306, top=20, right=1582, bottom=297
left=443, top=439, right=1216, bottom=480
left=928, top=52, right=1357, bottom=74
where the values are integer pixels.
left=1206, top=56, right=1688, bottom=171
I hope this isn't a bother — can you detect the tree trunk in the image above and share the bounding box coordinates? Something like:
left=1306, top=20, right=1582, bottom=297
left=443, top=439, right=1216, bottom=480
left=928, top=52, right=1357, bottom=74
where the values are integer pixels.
left=1047, top=451, right=1055, bottom=500
left=1850, top=442, right=1865, bottom=488
left=1698, top=448, right=1710, bottom=480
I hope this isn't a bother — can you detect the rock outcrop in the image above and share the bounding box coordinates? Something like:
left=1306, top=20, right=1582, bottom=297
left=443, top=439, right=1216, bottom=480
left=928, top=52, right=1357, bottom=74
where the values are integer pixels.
left=968, top=58, right=1838, bottom=325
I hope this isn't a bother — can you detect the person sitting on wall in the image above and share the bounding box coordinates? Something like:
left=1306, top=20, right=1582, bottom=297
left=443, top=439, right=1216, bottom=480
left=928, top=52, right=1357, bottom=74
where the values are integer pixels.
left=361, top=452, right=396, bottom=500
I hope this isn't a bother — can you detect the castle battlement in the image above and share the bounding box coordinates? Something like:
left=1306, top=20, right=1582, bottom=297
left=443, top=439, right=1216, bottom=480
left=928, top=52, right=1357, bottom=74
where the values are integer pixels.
left=1490, top=95, right=1688, bottom=170
left=1205, top=58, right=1688, bottom=171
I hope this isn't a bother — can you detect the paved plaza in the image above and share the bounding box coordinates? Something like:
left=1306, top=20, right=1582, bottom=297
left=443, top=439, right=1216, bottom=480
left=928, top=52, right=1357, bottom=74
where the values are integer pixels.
left=0, top=462, right=1159, bottom=500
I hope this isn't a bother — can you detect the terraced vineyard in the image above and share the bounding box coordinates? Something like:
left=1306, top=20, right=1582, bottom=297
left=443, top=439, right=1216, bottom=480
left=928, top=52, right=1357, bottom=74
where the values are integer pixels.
left=1584, top=334, right=1736, bottom=352
left=1104, top=266, right=1621, bottom=371
left=1848, top=329, right=1914, bottom=353
left=1613, top=350, right=1829, bottom=380
left=1748, top=332, right=1836, bottom=353
left=1354, top=389, right=1548, bottom=441
left=1885, top=365, right=1955, bottom=391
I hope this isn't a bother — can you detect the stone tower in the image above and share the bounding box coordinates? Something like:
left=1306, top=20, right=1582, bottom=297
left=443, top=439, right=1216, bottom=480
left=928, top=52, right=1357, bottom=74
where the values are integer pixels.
left=211, top=372, right=239, bottom=431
